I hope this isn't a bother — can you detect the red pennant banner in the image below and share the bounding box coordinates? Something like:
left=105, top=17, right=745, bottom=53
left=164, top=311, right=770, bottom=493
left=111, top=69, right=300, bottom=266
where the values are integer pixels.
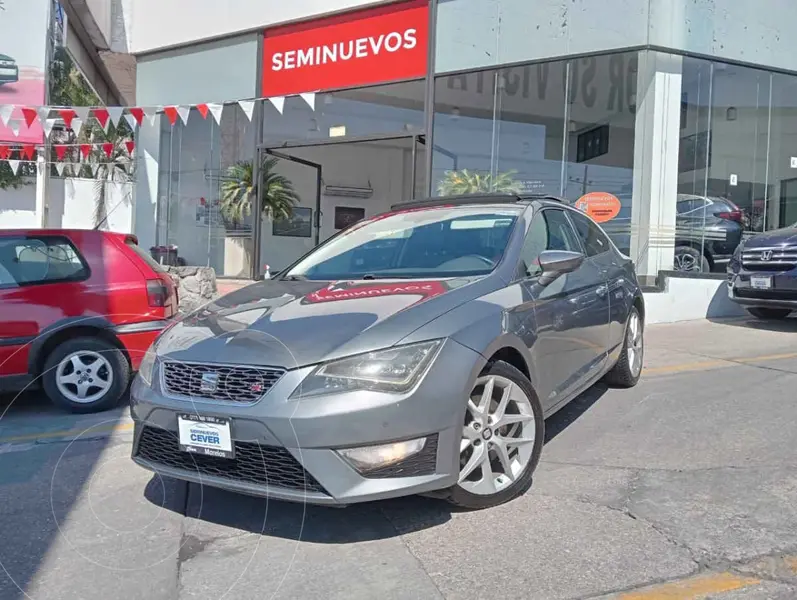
left=163, top=106, right=178, bottom=126
left=102, top=143, right=114, bottom=158
left=21, top=145, right=36, bottom=160
left=54, top=145, right=68, bottom=160
left=0, top=145, right=9, bottom=160
left=93, top=108, right=110, bottom=129
left=128, top=107, right=145, bottom=126
left=196, top=104, right=209, bottom=119
left=21, top=107, right=38, bottom=129
left=125, top=140, right=135, bottom=154
left=80, top=144, right=93, bottom=159
left=59, top=109, right=76, bottom=129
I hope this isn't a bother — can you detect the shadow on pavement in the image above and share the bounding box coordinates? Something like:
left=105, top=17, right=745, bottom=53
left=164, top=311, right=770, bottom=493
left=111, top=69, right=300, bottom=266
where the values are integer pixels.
left=707, top=313, right=797, bottom=332
left=544, top=382, right=608, bottom=444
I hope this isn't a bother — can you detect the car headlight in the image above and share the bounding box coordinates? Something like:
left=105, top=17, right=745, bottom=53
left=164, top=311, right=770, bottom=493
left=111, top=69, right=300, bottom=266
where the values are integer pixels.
left=137, top=345, right=158, bottom=387
left=290, top=340, right=443, bottom=399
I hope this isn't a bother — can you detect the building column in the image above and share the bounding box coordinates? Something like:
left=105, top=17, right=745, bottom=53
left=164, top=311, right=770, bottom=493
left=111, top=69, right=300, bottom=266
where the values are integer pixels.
left=133, top=120, right=161, bottom=250
left=630, top=51, right=683, bottom=285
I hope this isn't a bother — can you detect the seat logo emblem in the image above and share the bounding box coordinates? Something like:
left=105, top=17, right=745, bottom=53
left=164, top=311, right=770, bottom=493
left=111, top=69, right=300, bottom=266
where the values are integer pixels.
left=200, top=372, right=219, bottom=393
left=760, top=250, right=773, bottom=261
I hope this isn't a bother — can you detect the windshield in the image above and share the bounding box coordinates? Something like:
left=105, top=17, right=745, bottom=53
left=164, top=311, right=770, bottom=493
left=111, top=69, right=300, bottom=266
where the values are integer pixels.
left=285, top=206, right=522, bottom=280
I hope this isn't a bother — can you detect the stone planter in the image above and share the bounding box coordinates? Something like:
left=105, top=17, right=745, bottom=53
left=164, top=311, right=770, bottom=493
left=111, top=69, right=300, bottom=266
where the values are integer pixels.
left=163, top=266, right=218, bottom=314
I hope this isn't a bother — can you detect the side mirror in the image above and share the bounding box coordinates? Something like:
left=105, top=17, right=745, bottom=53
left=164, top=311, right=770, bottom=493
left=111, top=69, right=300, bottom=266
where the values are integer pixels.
left=537, top=250, right=584, bottom=286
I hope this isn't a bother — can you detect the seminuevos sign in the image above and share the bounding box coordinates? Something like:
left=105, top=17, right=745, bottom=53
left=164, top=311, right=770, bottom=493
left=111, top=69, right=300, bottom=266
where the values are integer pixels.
left=262, top=0, right=428, bottom=98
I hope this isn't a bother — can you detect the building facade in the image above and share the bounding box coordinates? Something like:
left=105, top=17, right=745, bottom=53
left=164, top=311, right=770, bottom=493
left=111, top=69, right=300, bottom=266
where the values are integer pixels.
left=127, top=0, right=797, bottom=296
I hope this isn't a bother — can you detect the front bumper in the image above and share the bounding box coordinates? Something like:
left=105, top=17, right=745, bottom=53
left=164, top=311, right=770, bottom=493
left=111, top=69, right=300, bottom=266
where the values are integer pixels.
left=0, top=67, right=18, bottom=83
left=130, top=338, right=486, bottom=505
left=727, top=267, right=797, bottom=309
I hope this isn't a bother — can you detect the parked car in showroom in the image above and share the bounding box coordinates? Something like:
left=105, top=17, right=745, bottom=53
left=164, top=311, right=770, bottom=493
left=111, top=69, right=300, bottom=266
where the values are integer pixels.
left=0, top=230, right=178, bottom=412
left=673, top=194, right=745, bottom=272
left=130, top=194, right=645, bottom=510
left=727, top=223, right=797, bottom=320
left=0, top=54, right=19, bottom=85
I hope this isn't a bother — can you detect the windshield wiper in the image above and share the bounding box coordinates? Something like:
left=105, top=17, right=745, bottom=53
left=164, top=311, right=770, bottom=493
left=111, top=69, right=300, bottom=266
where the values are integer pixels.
left=282, top=274, right=307, bottom=281
left=360, top=274, right=415, bottom=280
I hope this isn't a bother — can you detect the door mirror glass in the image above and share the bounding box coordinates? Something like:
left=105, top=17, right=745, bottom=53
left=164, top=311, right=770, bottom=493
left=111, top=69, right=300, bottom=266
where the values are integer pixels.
left=537, top=250, right=584, bottom=285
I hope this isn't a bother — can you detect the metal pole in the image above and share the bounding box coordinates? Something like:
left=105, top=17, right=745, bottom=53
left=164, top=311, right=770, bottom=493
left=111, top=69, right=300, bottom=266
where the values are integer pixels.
left=251, top=32, right=265, bottom=279
left=422, top=0, right=438, bottom=197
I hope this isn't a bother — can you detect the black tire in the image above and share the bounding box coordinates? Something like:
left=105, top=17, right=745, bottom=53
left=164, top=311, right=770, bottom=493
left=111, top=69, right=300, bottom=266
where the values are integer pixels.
left=604, top=306, right=644, bottom=388
left=747, top=307, right=792, bottom=320
left=674, top=246, right=710, bottom=273
left=42, top=337, right=130, bottom=414
left=445, top=360, right=545, bottom=510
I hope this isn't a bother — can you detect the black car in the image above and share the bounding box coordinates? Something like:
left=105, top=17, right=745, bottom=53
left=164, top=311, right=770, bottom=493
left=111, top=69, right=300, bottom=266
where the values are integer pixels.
left=0, top=54, right=19, bottom=85
left=673, top=194, right=745, bottom=272
left=727, top=224, right=797, bottom=319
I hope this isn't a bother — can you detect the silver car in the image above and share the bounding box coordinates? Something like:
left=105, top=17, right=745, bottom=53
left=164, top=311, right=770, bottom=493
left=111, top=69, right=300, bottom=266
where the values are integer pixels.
left=131, top=194, right=645, bottom=509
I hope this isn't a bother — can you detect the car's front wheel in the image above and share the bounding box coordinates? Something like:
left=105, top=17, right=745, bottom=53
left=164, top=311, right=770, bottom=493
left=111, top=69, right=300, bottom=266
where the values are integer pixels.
left=42, top=337, right=130, bottom=414
left=446, top=360, right=544, bottom=510
left=747, top=307, right=792, bottom=320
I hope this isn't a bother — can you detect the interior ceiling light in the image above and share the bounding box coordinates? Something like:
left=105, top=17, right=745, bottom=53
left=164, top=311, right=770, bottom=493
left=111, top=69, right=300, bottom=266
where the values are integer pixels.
left=324, top=184, right=374, bottom=199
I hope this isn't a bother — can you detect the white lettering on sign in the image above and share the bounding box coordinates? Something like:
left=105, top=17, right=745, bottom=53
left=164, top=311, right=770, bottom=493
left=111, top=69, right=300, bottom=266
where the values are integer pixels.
left=271, top=28, right=417, bottom=72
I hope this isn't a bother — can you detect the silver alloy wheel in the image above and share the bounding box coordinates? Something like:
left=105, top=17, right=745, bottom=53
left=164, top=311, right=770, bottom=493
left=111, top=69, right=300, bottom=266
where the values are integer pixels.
left=674, top=252, right=700, bottom=271
left=458, top=375, right=536, bottom=496
left=627, top=311, right=643, bottom=378
left=55, top=350, right=114, bottom=404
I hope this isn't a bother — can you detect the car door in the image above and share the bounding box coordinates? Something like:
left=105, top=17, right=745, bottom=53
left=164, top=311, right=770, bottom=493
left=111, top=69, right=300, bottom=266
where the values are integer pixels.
left=514, top=208, right=608, bottom=411
left=565, top=209, right=616, bottom=357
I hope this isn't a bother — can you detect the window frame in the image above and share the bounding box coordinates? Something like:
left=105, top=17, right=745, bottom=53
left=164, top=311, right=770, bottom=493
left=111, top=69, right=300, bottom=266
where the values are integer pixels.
left=516, top=207, right=583, bottom=281
left=0, top=234, right=91, bottom=290
left=564, top=208, right=613, bottom=258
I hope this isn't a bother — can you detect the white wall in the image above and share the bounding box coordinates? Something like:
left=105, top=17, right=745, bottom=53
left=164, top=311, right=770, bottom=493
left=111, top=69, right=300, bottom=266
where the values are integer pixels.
left=129, top=0, right=393, bottom=54
left=0, top=178, right=134, bottom=233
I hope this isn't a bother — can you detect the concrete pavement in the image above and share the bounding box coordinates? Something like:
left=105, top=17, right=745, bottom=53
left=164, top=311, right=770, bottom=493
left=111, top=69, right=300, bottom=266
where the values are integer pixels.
left=1, top=316, right=796, bottom=599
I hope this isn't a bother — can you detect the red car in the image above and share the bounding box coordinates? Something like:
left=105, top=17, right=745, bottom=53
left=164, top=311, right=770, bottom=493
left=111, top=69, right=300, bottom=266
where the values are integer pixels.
left=0, top=229, right=178, bottom=413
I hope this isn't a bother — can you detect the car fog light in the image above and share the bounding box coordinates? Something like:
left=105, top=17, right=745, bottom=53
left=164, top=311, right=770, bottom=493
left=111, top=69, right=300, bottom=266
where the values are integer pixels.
left=338, top=438, right=427, bottom=473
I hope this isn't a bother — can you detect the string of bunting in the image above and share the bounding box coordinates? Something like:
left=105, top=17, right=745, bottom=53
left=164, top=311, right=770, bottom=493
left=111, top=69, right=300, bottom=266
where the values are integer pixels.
left=0, top=92, right=318, bottom=140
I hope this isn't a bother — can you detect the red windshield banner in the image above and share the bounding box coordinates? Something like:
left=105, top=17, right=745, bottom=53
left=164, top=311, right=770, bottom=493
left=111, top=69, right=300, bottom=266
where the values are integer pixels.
left=262, top=0, right=429, bottom=98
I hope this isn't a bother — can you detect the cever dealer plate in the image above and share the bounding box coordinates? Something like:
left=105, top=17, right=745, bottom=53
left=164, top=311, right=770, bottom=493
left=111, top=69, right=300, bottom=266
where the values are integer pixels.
left=177, top=414, right=234, bottom=459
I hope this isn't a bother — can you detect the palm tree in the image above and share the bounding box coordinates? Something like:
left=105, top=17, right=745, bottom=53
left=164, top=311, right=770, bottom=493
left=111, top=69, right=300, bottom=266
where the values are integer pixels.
left=437, top=169, right=522, bottom=196
left=88, top=128, right=134, bottom=229
left=220, top=156, right=300, bottom=228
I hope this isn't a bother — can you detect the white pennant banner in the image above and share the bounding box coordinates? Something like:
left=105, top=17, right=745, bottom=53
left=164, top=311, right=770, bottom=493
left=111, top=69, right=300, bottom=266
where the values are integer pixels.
left=177, top=105, right=191, bottom=126
left=144, top=107, right=160, bottom=127
left=74, top=107, right=91, bottom=127
left=107, top=107, right=124, bottom=127
left=8, top=160, right=19, bottom=175
left=299, top=92, right=316, bottom=111
left=55, top=162, right=67, bottom=176
left=38, top=107, right=51, bottom=125
left=42, top=118, right=56, bottom=139
left=238, top=100, right=255, bottom=122
left=72, top=117, right=84, bottom=138
left=9, top=120, right=20, bottom=137
left=123, top=113, right=138, bottom=131
left=207, top=103, right=224, bottom=125
left=268, top=96, right=285, bottom=114
left=0, top=105, right=13, bottom=127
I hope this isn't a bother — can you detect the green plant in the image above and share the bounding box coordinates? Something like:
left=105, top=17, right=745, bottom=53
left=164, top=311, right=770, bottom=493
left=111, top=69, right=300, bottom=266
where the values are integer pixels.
left=87, top=128, right=134, bottom=229
left=437, top=169, right=523, bottom=196
left=220, top=156, right=300, bottom=226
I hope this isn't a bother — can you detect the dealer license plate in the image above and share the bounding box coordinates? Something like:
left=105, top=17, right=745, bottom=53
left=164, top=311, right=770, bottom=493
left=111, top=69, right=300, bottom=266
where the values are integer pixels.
left=177, top=414, right=234, bottom=459
left=750, top=276, right=772, bottom=290
left=0, top=68, right=16, bottom=76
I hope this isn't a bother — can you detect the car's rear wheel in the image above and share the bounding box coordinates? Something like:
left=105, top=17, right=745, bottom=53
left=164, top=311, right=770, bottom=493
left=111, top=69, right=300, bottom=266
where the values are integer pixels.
left=604, top=306, right=644, bottom=388
left=42, top=337, right=130, bottom=414
left=747, top=307, right=792, bottom=320
left=446, top=361, right=544, bottom=510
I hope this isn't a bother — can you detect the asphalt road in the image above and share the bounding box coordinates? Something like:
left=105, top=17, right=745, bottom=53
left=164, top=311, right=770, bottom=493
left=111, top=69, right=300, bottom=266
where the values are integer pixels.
left=1, top=316, right=797, bottom=600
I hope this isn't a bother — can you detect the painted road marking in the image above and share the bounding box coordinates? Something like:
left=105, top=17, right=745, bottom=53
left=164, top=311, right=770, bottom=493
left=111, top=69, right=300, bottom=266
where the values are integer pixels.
left=643, top=351, right=797, bottom=376
left=616, top=571, right=761, bottom=599
left=0, top=422, right=133, bottom=445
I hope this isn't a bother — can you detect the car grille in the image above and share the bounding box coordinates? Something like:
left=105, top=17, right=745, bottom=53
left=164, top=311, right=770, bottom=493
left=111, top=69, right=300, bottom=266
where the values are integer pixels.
left=742, top=246, right=797, bottom=271
left=734, top=288, right=797, bottom=301
left=135, top=426, right=327, bottom=494
left=161, top=361, right=284, bottom=403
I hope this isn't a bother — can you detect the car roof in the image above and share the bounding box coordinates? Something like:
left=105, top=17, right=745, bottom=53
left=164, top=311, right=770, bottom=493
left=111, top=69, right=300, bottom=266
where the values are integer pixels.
left=391, top=193, right=569, bottom=211
left=0, top=228, right=134, bottom=241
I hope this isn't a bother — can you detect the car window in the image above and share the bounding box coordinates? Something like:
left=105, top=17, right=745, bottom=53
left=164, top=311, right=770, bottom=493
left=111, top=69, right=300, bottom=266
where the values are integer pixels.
left=0, top=236, right=89, bottom=287
left=286, top=206, right=523, bottom=280
left=568, top=210, right=612, bottom=257
left=126, top=239, right=167, bottom=273
left=519, top=210, right=581, bottom=277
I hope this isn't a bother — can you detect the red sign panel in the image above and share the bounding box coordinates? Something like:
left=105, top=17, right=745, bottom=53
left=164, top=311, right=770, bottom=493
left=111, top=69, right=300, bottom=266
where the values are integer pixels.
left=262, top=0, right=429, bottom=98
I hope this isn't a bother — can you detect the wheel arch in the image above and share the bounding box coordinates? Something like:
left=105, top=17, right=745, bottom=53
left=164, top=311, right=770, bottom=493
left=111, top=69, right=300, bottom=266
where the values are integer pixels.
left=28, top=318, right=130, bottom=376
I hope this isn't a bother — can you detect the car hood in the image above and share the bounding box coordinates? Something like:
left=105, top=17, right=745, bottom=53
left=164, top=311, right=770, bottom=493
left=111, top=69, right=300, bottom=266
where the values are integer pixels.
left=156, top=276, right=499, bottom=368
left=0, top=54, right=14, bottom=61
left=744, top=227, right=797, bottom=248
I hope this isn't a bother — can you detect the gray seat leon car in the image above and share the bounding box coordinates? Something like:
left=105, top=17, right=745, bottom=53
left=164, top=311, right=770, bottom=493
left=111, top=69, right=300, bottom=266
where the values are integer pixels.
left=131, top=194, right=645, bottom=509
